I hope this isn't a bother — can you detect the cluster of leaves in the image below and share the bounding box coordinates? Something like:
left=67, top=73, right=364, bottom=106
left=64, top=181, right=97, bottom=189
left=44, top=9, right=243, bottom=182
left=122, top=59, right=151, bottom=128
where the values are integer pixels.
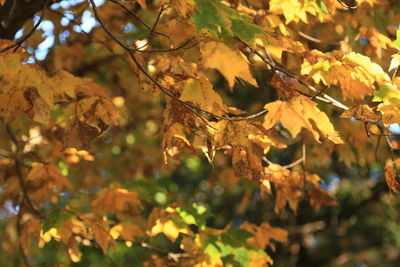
left=1, top=0, right=400, bottom=266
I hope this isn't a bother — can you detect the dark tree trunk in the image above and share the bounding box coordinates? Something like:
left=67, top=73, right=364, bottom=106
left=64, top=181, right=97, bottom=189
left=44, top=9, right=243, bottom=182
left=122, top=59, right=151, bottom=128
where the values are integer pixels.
left=0, top=0, right=47, bottom=39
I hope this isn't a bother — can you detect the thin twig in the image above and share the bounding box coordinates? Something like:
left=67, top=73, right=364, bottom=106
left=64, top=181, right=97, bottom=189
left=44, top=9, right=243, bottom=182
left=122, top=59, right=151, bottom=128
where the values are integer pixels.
left=108, top=0, right=168, bottom=38
left=139, top=38, right=198, bottom=53
left=391, top=65, right=399, bottom=80
left=374, top=134, right=381, bottom=162
left=89, top=0, right=132, bottom=52
left=263, top=143, right=305, bottom=169
left=17, top=207, right=31, bottom=267
left=5, top=126, right=44, bottom=219
left=237, top=37, right=349, bottom=111
left=136, top=5, right=167, bottom=51
left=298, top=31, right=340, bottom=46
left=128, top=52, right=216, bottom=128
left=0, top=0, right=50, bottom=53
left=89, top=0, right=271, bottom=123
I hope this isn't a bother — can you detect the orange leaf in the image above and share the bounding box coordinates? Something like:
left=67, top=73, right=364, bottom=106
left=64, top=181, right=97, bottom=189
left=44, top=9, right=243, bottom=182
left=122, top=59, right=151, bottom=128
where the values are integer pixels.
left=264, top=95, right=342, bottom=144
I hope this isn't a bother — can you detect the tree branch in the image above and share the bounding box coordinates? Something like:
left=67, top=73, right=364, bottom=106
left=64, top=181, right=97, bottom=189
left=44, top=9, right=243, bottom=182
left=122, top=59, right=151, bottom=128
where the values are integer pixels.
left=0, top=0, right=50, bottom=53
left=5, top=126, right=44, bottom=219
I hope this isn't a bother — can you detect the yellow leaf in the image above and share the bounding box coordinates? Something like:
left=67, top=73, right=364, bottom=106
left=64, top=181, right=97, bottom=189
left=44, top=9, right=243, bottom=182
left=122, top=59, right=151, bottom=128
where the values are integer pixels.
left=110, top=222, right=144, bottom=241
left=180, top=78, right=226, bottom=115
left=67, top=237, right=82, bottom=263
left=202, top=41, right=257, bottom=89
left=269, top=0, right=328, bottom=24
left=50, top=70, right=80, bottom=103
left=301, top=50, right=390, bottom=100
left=150, top=218, right=191, bottom=242
left=263, top=95, right=342, bottom=144
left=390, top=54, right=400, bottom=72
left=0, top=53, right=52, bottom=123
left=40, top=228, right=61, bottom=248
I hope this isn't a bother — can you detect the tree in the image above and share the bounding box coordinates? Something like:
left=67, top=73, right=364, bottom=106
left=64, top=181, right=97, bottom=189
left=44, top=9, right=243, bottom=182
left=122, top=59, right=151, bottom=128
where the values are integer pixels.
left=1, top=0, right=400, bottom=266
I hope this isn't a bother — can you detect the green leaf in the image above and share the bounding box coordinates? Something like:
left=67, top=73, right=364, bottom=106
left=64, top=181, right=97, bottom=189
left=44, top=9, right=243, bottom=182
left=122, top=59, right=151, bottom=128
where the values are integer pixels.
left=373, top=83, right=400, bottom=105
left=43, top=209, right=75, bottom=232
left=232, top=247, right=250, bottom=266
left=191, top=0, right=262, bottom=41
left=317, top=0, right=330, bottom=15
left=176, top=203, right=212, bottom=229
left=231, top=19, right=263, bottom=41
left=394, top=30, right=400, bottom=50
left=191, top=0, right=231, bottom=38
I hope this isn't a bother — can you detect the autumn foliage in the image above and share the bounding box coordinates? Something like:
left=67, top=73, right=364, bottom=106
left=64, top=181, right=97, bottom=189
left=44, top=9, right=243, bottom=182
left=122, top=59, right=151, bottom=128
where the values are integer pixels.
left=1, top=0, right=400, bottom=266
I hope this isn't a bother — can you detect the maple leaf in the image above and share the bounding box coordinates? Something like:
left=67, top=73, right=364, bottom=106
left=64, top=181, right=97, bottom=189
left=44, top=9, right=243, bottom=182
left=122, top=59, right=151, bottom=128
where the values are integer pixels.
left=149, top=206, right=194, bottom=243
left=241, top=222, right=288, bottom=250
left=64, top=119, right=102, bottom=150
left=213, top=120, right=285, bottom=179
left=269, top=0, right=330, bottom=24
left=358, top=27, right=393, bottom=58
left=264, top=164, right=303, bottom=212
left=179, top=77, right=227, bottom=115
left=161, top=0, right=195, bottom=18
left=19, top=216, right=42, bottom=255
left=162, top=122, right=192, bottom=162
left=0, top=53, right=52, bottom=123
left=264, top=164, right=336, bottom=213
left=164, top=19, right=196, bottom=47
left=307, top=186, right=337, bottom=211
left=3, top=0, right=400, bottom=265
left=201, top=41, right=257, bottom=89
left=373, top=83, right=400, bottom=105
left=191, top=0, right=263, bottom=40
left=379, top=104, right=400, bottom=127
left=263, top=95, right=342, bottom=144
left=385, top=161, right=400, bottom=193
left=91, top=187, right=141, bottom=214
left=110, top=222, right=144, bottom=241
left=27, top=162, right=73, bottom=190
left=341, top=104, right=381, bottom=123
left=301, top=50, right=390, bottom=100
left=82, top=215, right=115, bottom=254
left=150, top=218, right=193, bottom=242
left=64, top=95, right=121, bottom=149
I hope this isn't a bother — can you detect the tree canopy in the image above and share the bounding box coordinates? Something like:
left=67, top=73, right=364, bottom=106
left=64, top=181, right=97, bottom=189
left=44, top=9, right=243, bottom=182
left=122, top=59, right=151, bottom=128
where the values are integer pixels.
left=1, top=0, right=400, bottom=266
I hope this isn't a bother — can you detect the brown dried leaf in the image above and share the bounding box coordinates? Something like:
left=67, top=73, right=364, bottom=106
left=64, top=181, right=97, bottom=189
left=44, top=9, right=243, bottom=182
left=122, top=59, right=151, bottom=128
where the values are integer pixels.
left=341, top=104, right=381, bottom=122
left=27, top=162, right=73, bottom=190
